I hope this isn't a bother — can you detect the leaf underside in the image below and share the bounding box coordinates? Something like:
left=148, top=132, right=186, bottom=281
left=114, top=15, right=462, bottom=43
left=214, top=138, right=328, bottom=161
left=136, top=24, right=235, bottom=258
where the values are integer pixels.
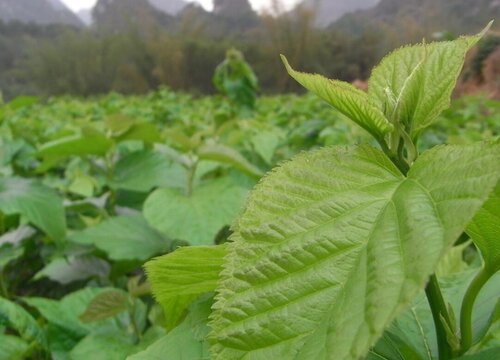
left=210, top=143, right=500, bottom=360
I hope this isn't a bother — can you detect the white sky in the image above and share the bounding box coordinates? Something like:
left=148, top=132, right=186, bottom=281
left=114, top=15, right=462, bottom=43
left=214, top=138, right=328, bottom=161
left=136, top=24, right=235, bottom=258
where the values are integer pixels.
left=61, top=0, right=300, bottom=12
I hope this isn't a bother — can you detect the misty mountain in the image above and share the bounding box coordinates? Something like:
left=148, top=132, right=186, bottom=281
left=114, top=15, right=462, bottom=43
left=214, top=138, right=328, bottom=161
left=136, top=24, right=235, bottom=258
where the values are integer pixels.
left=332, top=0, right=500, bottom=37
left=0, top=0, right=82, bottom=26
left=77, top=9, right=92, bottom=25
left=302, top=0, right=380, bottom=27
left=149, top=0, right=188, bottom=15
left=93, top=0, right=176, bottom=32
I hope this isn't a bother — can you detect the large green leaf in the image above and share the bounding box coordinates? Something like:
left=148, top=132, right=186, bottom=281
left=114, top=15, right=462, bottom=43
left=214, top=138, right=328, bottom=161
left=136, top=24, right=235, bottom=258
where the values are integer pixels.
left=111, top=150, right=174, bottom=192
left=69, top=214, right=170, bottom=261
left=368, top=23, right=491, bottom=139
left=0, top=177, right=65, bottom=245
left=128, top=296, right=212, bottom=360
left=210, top=143, right=500, bottom=360
left=145, top=245, right=226, bottom=330
left=467, top=182, right=500, bottom=273
left=0, top=297, right=46, bottom=347
left=281, top=55, right=393, bottom=141
left=144, top=178, right=247, bottom=245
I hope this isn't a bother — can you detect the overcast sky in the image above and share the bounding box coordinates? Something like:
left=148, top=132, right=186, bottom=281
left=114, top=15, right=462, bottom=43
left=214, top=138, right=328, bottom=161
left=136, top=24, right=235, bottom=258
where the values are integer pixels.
left=60, top=0, right=300, bottom=12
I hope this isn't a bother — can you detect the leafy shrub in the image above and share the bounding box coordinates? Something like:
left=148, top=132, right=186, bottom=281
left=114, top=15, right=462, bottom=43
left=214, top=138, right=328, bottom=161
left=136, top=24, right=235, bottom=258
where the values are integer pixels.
left=144, top=23, right=500, bottom=360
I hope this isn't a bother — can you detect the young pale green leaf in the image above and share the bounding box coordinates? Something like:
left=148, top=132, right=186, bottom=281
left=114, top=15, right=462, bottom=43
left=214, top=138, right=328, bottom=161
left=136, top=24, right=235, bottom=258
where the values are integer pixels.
left=144, top=178, right=247, bottom=245
left=0, top=178, right=66, bottom=245
left=197, top=143, right=264, bottom=178
left=69, top=214, right=170, bottom=261
left=128, top=297, right=212, bottom=360
left=210, top=143, right=500, bottom=360
left=79, top=289, right=129, bottom=323
left=145, top=245, right=226, bottom=330
left=281, top=55, right=393, bottom=141
left=0, top=297, right=46, bottom=348
left=467, top=182, right=500, bottom=273
left=368, top=23, right=492, bottom=140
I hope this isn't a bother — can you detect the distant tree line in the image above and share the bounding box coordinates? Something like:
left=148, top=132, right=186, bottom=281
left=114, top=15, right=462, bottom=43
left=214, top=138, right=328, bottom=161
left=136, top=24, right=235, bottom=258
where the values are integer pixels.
left=0, top=1, right=496, bottom=100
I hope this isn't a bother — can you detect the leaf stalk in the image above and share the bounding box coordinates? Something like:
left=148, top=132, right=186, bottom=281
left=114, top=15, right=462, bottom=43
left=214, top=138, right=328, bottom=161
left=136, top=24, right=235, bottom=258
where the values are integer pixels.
left=459, top=266, right=491, bottom=354
left=426, top=274, right=454, bottom=360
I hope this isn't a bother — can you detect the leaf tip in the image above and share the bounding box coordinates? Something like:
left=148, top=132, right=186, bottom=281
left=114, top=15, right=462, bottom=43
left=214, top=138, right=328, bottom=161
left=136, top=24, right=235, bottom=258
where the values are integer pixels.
left=280, top=54, right=293, bottom=75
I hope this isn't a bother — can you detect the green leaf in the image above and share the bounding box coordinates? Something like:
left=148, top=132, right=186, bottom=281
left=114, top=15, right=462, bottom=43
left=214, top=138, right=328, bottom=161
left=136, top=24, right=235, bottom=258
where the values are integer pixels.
left=197, top=143, right=263, bottom=178
left=0, top=245, right=24, bottom=269
left=281, top=55, right=393, bottom=141
left=210, top=143, right=500, bottom=360
left=128, top=296, right=212, bottom=360
left=250, top=130, right=282, bottom=165
left=69, top=214, right=170, bottom=261
left=111, top=150, right=174, bottom=192
left=38, top=128, right=113, bottom=160
left=116, top=122, right=161, bottom=144
left=436, top=241, right=470, bottom=277
left=70, top=333, right=137, bottom=360
left=144, top=178, right=247, bottom=245
left=368, top=23, right=491, bottom=139
left=371, top=270, right=500, bottom=359
left=145, top=245, right=226, bottom=330
left=0, top=297, right=46, bottom=347
left=0, top=177, right=66, bottom=245
left=105, top=114, right=136, bottom=136
left=23, top=288, right=114, bottom=338
left=467, top=181, right=500, bottom=273
left=0, top=334, right=29, bottom=360
left=79, top=289, right=129, bottom=323
left=34, top=255, right=110, bottom=285
left=457, top=347, right=500, bottom=359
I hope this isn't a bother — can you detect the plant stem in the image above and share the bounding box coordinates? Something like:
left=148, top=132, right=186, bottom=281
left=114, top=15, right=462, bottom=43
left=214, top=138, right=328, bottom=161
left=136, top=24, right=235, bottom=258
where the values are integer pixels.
left=426, top=274, right=453, bottom=360
left=186, top=160, right=198, bottom=196
left=460, top=266, right=491, bottom=354
left=0, top=271, right=9, bottom=299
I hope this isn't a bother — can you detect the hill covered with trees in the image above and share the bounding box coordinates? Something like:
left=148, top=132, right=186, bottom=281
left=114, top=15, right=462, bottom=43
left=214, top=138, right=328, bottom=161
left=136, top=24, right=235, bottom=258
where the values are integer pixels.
left=0, top=0, right=498, bottom=99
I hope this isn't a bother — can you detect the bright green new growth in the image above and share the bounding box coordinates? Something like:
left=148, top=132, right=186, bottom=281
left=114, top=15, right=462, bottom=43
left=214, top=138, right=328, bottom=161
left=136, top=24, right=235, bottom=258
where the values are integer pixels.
left=146, top=245, right=226, bottom=330
left=282, top=22, right=492, bottom=168
left=142, top=24, right=500, bottom=360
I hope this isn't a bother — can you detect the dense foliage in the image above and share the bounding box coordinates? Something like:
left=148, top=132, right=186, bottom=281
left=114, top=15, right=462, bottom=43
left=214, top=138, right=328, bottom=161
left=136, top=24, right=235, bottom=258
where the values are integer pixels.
left=0, top=85, right=498, bottom=359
